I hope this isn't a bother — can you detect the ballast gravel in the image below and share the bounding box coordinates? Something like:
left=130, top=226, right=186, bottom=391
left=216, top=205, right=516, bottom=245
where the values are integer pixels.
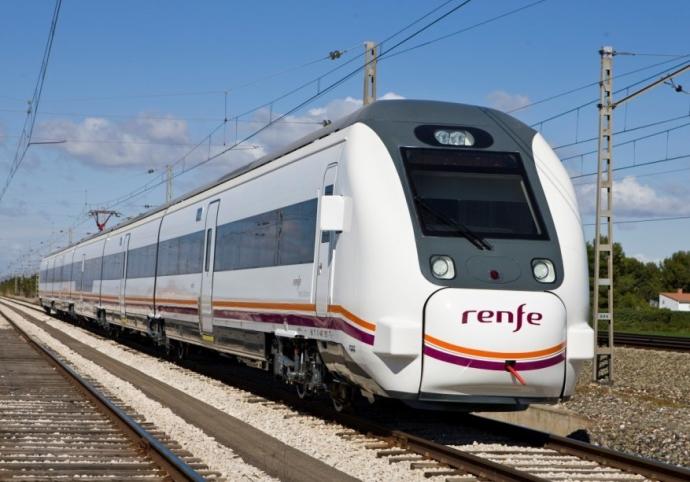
left=2, top=307, right=275, bottom=481
left=560, top=347, right=690, bottom=468
left=8, top=303, right=439, bottom=482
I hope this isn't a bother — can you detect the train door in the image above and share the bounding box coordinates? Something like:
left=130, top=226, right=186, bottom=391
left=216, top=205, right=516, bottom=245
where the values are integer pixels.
left=78, top=254, right=85, bottom=311
left=200, top=200, right=220, bottom=337
left=315, top=164, right=338, bottom=315
left=49, top=258, right=56, bottom=298
left=119, top=234, right=130, bottom=318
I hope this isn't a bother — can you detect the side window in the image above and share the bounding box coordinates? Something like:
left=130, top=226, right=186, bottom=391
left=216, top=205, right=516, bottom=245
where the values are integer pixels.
left=279, top=199, right=318, bottom=265
left=215, top=199, right=317, bottom=271
left=156, top=231, right=204, bottom=276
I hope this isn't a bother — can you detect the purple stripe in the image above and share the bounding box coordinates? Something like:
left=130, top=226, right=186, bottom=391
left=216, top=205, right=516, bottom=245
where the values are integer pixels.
left=424, top=345, right=564, bottom=371
left=214, top=309, right=375, bottom=345
left=161, top=305, right=199, bottom=316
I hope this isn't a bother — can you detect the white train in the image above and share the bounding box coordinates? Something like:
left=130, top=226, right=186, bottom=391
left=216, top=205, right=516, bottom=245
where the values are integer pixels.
left=39, top=100, right=593, bottom=410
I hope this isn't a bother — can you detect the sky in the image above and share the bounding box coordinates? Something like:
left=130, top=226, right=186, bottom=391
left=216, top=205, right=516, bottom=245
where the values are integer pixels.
left=1, top=0, right=690, bottom=275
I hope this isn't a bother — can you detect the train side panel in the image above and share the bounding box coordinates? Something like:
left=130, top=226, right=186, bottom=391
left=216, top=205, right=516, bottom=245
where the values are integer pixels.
left=531, top=133, right=593, bottom=397
left=209, top=139, right=343, bottom=356
left=75, top=239, right=106, bottom=319
left=100, top=235, right=124, bottom=321
left=324, top=122, right=436, bottom=397
left=154, top=201, right=206, bottom=343
left=123, top=218, right=162, bottom=328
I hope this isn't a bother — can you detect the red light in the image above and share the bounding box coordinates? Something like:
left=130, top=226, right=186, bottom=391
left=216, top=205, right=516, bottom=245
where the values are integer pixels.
left=490, top=270, right=500, bottom=280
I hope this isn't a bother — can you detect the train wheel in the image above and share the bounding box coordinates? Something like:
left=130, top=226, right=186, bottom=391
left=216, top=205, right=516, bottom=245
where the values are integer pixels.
left=329, top=382, right=354, bottom=412
left=295, top=383, right=314, bottom=400
left=168, top=341, right=187, bottom=362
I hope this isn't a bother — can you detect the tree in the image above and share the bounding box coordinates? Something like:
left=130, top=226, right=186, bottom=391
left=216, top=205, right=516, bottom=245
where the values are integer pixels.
left=661, top=251, right=690, bottom=293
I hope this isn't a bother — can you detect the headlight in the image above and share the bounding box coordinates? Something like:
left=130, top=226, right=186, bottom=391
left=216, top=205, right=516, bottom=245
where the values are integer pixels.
left=434, top=129, right=474, bottom=146
left=532, top=259, right=555, bottom=283
left=430, top=255, right=455, bottom=280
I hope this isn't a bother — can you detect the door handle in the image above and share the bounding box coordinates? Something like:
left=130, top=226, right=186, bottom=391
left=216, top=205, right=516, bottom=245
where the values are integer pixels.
left=318, top=262, right=323, bottom=274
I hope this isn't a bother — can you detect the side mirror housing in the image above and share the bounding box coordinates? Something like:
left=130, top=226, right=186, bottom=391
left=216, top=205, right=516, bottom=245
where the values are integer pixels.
left=319, top=195, right=348, bottom=232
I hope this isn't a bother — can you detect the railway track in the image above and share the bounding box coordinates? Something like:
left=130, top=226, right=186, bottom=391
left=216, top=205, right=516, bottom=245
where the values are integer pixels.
left=5, top=296, right=690, bottom=481
left=598, top=331, right=690, bottom=351
left=0, top=305, right=208, bottom=481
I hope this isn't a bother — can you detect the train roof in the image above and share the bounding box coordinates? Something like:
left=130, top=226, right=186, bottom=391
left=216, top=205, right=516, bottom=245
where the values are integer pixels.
left=45, top=99, right=532, bottom=258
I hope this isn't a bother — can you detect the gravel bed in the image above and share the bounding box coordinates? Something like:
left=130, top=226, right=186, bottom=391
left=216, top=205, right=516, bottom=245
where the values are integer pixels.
left=559, top=347, right=690, bottom=467
left=10, top=303, right=437, bottom=482
left=2, top=307, right=274, bottom=481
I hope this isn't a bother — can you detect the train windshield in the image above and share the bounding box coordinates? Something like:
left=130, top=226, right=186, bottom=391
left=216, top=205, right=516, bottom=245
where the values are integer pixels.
left=402, top=148, right=545, bottom=239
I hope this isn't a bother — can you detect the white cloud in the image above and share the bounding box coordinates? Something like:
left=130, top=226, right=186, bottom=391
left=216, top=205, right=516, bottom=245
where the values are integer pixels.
left=631, top=253, right=660, bottom=264
left=33, top=93, right=405, bottom=172
left=380, top=92, right=405, bottom=100
left=251, top=92, right=404, bottom=154
left=576, top=176, right=690, bottom=217
left=36, top=114, right=191, bottom=168
left=486, top=90, right=530, bottom=112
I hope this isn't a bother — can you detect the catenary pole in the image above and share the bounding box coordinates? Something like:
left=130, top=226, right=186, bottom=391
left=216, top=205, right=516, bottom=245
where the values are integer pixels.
left=592, top=47, right=690, bottom=383
left=363, top=41, right=378, bottom=105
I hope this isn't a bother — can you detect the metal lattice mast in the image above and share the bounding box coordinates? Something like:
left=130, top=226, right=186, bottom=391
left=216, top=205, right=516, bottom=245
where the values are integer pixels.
left=590, top=47, right=690, bottom=384
left=593, top=46, right=615, bottom=383
left=363, top=41, right=377, bottom=105
left=166, top=164, right=173, bottom=203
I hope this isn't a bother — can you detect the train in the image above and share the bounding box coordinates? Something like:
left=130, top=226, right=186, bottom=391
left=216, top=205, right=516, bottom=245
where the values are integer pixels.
left=39, top=99, right=593, bottom=411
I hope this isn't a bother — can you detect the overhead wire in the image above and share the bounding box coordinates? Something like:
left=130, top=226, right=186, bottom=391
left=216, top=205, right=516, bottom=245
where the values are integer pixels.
left=560, top=119, right=690, bottom=163
left=0, top=0, right=62, bottom=205
left=583, top=215, right=690, bottom=226
left=509, top=54, right=690, bottom=114
left=529, top=58, right=690, bottom=128
left=90, top=0, right=481, bottom=212
left=106, top=0, right=554, bottom=213
left=553, top=112, right=690, bottom=150
left=570, top=152, right=690, bottom=179
left=20, top=0, right=561, bottom=265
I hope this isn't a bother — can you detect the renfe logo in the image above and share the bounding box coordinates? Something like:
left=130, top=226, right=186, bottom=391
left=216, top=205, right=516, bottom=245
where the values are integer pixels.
left=461, top=304, right=542, bottom=333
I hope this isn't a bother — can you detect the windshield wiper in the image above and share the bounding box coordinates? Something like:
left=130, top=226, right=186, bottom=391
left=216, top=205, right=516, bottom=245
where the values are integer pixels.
left=413, top=196, right=493, bottom=251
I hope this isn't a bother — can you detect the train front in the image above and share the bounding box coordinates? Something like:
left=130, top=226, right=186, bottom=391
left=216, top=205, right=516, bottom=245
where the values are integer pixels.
left=360, top=101, right=593, bottom=408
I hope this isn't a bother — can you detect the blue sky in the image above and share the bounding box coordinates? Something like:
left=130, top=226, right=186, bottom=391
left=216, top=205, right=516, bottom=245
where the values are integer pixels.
left=2, top=0, right=690, bottom=274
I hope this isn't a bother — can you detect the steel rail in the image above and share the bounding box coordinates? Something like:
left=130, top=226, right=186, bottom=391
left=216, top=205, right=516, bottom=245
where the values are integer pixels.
left=465, top=414, right=690, bottom=482
left=0, top=305, right=205, bottom=482
left=598, top=331, right=690, bottom=351
left=7, top=296, right=690, bottom=481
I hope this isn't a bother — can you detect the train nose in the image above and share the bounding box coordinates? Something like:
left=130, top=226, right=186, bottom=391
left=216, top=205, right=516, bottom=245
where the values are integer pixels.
left=419, top=289, right=567, bottom=402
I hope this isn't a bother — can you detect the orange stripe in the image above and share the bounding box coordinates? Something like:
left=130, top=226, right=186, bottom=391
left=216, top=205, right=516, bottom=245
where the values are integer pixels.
left=425, top=334, right=565, bottom=360
left=212, top=300, right=376, bottom=333
left=125, top=295, right=154, bottom=302
left=328, top=305, right=376, bottom=332
left=155, top=297, right=198, bottom=306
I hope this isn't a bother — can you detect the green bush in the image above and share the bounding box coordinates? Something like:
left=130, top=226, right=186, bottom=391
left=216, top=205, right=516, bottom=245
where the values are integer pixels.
left=613, top=307, right=690, bottom=336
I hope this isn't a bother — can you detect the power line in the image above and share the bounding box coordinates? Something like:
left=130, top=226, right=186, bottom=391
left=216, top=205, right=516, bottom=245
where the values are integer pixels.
left=570, top=152, right=690, bottom=179
left=553, top=112, right=690, bottom=150
left=92, top=0, right=478, bottom=212
left=0, top=0, right=62, bottom=205
left=382, top=0, right=548, bottom=61
left=39, top=47, right=356, bottom=104
left=561, top=119, right=690, bottom=163
left=583, top=215, right=690, bottom=226
left=33, top=0, right=545, bottom=260
left=529, top=58, right=690, bottom=128
left=573, top=165, right=690, bottom=186
left=511, top=56, right=690, bottom=115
